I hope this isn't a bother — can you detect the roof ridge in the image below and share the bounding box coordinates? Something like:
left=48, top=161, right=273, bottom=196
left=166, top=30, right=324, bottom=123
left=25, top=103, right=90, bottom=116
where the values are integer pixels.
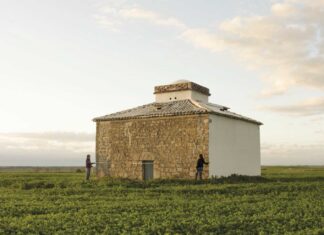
left=189, top=99, right=210, bottom=112
left=206, top=102, right=230, bottom=110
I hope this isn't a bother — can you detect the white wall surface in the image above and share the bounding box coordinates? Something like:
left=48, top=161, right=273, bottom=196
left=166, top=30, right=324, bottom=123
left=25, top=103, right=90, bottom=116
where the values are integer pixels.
left=155, top=90, right=209, bottom=103
left=208, top=115, right=261, bottom=177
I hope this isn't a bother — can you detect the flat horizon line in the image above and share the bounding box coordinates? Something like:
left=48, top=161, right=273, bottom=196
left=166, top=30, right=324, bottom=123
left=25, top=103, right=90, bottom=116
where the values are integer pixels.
left=1, top=165, right=324, bottom=168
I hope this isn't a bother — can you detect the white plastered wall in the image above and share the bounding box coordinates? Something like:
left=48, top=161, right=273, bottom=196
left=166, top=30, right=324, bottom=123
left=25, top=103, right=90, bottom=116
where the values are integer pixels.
left=208, top=115, right=261, bottom=177
left=155, top=90, right=209, bottom=103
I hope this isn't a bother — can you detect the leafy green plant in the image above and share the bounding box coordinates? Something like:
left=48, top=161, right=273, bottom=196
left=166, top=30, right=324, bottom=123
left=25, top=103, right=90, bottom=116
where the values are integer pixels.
left=0, top=167, right=323, bottom=234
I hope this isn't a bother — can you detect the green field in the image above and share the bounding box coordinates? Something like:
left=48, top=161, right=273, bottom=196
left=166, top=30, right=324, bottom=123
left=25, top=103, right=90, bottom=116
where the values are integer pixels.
left=0, top=167, right=324, bottom=234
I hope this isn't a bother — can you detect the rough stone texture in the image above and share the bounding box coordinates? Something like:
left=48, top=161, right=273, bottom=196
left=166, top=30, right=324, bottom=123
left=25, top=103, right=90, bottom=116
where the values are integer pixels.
left=154, top=82, right=210, bottom=96
left=96, top=114, right=209, bottom=180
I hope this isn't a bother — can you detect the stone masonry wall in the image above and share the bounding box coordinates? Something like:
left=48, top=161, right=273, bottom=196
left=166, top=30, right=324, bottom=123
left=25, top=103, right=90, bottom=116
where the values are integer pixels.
left=96, top=114, right=209, bottom=180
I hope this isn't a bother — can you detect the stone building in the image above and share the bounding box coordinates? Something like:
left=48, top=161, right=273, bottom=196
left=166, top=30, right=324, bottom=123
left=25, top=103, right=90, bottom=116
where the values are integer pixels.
left=93, top=80, right=262, bottom=180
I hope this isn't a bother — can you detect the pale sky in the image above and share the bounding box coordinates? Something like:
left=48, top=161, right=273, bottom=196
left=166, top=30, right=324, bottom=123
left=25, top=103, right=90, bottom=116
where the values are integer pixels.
left=0, top=0, right=323, bottom=166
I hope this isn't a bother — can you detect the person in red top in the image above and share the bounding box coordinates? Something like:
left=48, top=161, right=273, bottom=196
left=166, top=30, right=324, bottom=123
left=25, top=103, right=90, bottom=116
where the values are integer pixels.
left=85, top=154, right=95, bottom=180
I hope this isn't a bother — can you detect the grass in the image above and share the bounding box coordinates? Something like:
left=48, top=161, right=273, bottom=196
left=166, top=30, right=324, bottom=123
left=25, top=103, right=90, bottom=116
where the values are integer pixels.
left=0, top=166, right=323, bottom=234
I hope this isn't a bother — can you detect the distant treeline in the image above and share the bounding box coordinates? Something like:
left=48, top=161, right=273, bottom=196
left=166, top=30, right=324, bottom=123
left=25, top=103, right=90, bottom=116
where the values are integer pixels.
left=0, top=167, right=85, bottom=173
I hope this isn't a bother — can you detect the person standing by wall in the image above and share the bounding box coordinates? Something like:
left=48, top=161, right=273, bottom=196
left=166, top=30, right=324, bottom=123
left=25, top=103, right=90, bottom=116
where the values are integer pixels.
left=85, top=154, right=95, bottom=180
left=195, top=154, right=209, bottom=180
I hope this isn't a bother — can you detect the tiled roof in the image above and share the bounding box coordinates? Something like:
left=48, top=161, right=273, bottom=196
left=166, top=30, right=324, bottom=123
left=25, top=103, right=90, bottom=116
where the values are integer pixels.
left=196, top=102, right=263, bottom=125
left=93, top=99, right=262, bottom=125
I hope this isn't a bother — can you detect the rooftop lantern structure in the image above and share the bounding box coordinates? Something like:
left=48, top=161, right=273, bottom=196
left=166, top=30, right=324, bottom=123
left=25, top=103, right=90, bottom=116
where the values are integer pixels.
left=154, top=80, right=210, bottom=103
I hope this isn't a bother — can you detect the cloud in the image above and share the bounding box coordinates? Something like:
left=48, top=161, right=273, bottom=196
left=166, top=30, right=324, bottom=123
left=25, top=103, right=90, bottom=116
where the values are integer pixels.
left=184, top=1, right=324, bottom=96
left=310, top=116, right=324, bottom=124
left=95, top=1, right=324, bottom=98
left=271, top=2, right=297, bottom=17
left=181, top=29, right=225, bottom=52
left=119, top=7, right=186, bottom=29
left=94, top=5, right=186, bottom=31
left=0, top=132, right=95, bottom=166
left=261, top=97, right=324, bottom=116
left=262, top=142, right=324, bottom=165
left=93, top=14, right=121, bottom=32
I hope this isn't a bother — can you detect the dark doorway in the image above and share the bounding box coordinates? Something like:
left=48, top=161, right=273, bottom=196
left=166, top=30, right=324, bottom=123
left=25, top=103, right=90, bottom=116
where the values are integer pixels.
left=142, top=160, right=154, bottom=180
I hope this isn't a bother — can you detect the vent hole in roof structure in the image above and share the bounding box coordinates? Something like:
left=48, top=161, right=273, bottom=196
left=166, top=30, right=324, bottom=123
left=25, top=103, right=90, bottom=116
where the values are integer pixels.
left=154, top=104, right=163, bottom=110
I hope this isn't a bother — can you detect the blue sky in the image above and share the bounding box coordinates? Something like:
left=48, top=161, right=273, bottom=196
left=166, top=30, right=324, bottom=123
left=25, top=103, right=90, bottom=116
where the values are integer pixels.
left=0, top=0, right=323, bottom=166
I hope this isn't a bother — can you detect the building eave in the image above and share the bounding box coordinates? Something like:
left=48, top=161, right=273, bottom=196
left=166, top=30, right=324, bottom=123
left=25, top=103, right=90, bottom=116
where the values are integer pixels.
left=208, top=112, right=263, bottom=125
left=93, top=112, right=209, bottom=122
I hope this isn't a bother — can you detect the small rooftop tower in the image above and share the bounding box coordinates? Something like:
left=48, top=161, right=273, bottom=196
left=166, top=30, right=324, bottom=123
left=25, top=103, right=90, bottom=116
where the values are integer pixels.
left=154, top=80, right=210, bottom=103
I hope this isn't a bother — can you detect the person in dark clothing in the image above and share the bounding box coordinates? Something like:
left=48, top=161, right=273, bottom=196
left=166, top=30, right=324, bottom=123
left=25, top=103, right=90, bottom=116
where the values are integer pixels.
left=85, top=154, right=95, bottom=180
left=195, top=154, right=208, bottom=180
